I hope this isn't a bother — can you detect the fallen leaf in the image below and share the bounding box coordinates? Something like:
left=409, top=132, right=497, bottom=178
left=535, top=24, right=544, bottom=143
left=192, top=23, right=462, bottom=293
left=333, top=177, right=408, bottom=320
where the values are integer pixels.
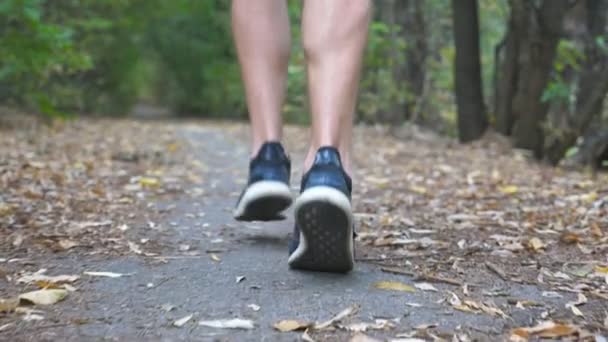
left=365, top=176, right=390, bottom=187
left=499, top=185, right=518, bottom=195
left=349, top=333, right=382, bottom=342
left=591, top=222, right=603, bottom=238
left=0, top=323, right=14, bottom=332
left=0, top=203, right=13, bottom=217
left=542, top=291, right=563, bottom=298
left=595, top=266, right=608, bottom=274
left=302, top=329, right=315, bottom=342
left=566, top=293, right=587, bottom=317
left=83, top=271, right=128, bottom=278
left=18, top=271, right=79, bottom=285
left=448, top=292, right=507, bottom=318
left=210, top=254, right=221, bottom=262
left=128, top=241, right=143, bottom=255
left=273, top=320, right=312, bottom=332
left=0, top=298, right=19, bottom=312
left=414, top=283, right=438, bottom=292
left=19, top=289, right=68, bottom=305
left=173, top=314, right=193, bottom=327
left=527, top=237, right=546, bottom=252
left=409, top=185, right=427, bottom=195
left=374, top=281, right=415, bottom=293
left=58, top=239, right=79, bottom=250
left=569, top=305, right=584, bottom=317
left=559, top=232, right=581, bottom=244
left=582, top=191, right=598, bottom=203
left=511, top=321, right=578, bottom=339
left=22, top=313, right=44, bottom=321
left=139, top=177, right=160, bottom=187
left=343, top=319, right=394, bottom=332
left=198, top=318, right=255, bottom=330
left=314, top=305, right=359, bottom=330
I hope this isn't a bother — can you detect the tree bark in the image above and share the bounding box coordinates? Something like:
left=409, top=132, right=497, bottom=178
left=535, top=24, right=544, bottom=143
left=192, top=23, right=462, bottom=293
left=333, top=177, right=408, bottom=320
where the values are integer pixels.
left=451, top=0, right=487, bottom=142
left=494, top=0, right=571, bottom=158
left=544, top=0, right=608, bottom=164
left=378, top=0, right=427, bottom=124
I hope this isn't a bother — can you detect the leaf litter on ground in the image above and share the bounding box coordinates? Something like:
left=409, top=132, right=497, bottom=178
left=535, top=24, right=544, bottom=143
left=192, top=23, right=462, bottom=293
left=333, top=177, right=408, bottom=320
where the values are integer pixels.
left=198, top=318, right=255, bottom=330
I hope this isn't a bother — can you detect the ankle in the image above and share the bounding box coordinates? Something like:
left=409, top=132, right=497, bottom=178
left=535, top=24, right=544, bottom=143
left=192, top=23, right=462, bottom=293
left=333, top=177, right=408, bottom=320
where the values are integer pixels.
left=303, top=144, right=352, bottom=177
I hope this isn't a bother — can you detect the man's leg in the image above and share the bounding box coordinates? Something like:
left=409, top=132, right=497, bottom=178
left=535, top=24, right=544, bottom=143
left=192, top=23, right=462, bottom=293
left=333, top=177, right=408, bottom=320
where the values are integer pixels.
left=231, top=0, right=290, bottom=155
left=288, top=0, right=371, bottom=272
left=232, top=1, right=293, bottom=221
left=302, top=0, right=371, bottom=176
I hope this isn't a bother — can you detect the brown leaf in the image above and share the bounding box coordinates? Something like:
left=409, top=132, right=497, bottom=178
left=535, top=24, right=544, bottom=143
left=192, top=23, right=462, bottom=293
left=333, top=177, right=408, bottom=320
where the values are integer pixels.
left=591, top=222, right=603, bottom=238
left=511, top=321, right=578, bottom=340
left=559, top=232, right=581, bottom=244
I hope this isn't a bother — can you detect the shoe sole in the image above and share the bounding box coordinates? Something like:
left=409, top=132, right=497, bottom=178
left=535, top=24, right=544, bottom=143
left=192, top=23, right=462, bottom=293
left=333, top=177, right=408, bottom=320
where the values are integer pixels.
left=288, top=186, right=354, bottom=273
left=234, top=181, right=292, bottom=221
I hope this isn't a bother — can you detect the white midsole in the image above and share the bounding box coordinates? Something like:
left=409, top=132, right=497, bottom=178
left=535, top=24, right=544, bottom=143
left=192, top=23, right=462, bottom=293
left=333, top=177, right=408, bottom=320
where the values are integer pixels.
left=288, top=186, right=354, bottom=264
left=233, top=181, right=292, bottom=218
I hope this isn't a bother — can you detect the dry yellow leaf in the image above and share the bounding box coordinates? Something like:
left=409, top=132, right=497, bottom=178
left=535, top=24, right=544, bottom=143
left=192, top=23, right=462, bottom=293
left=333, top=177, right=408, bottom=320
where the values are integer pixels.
left=210, top=253, right=221, bottom=262
left=139, top=177, right=160, bottom=187
left=35, top=280, right=62, bottom=289
left=167, top=143, right=179, bottom=152
left=409, top=185, right=428, bottom=195
left=591, top=222, right=603, bottom=238
left=0, top=203, right=13, bottom=217
left=365, top=176, right=390, bottom=188
left=582, top=191, right=598, bottom=203
left=273, top=320, right=312, bottom=332
left=527, top=237, right=545, bottom=252
left=595, top=266, right=608, bottom=274
left=0, top=298, right=19, bottom=313
left=373, top=281, right=415, bottom=293
left=499, top=185, right=519, bottom=194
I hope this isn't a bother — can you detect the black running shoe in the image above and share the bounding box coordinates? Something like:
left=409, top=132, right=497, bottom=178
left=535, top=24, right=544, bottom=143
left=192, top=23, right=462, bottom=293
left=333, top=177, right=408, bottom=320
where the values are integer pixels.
left=288, top=147, right=354, bottom=273
left=234, top=142, right=292, bottom=221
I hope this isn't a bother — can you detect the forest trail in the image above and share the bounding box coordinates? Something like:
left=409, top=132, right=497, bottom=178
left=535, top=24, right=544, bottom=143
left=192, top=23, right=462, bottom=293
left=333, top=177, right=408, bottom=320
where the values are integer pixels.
left=0, top=119, right=607, bottom=341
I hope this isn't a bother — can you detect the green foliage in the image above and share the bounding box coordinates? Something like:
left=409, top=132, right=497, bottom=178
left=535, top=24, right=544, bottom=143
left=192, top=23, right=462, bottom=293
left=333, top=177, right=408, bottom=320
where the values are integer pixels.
left=147, top=1, right=243, bottom=117
left=541, top=39, right=585, bottom=106
left=359, top=21, right=409, bottom=122
left=0, top=0, right=91, bottom=117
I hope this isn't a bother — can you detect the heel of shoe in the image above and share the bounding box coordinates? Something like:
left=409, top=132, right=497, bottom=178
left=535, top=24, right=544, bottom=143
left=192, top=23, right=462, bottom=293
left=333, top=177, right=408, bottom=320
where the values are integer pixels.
left=288, top=187, right=354, bottom=272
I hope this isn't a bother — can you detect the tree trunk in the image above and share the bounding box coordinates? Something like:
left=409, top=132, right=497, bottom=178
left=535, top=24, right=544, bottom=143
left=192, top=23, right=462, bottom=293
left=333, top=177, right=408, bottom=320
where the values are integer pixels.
left=451, top=0, right=487, bottom=142
left=494, top=0, right=571, bottom=158
left=544, top=0, right=608, bottom=164
left=379, top=0, right=427, bottom=124
left=402, top=0, right=427, bottom=119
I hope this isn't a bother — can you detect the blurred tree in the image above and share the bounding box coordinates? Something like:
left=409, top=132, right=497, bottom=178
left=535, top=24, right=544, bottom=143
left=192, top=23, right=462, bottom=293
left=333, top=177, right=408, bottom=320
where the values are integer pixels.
left=376, top=0, right=427, bottom=123
left=0, top=0, right=92, bottom=117
left=544, top=0, right=608, bottom=164
left=494, top=0, right=572, bottom=158
left=451, top=0, right=487, bottom=142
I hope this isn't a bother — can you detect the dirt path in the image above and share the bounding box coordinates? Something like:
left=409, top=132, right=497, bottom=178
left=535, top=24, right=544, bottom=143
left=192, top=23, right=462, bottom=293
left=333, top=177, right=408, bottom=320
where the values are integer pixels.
left=1, top=120, right=607, bottom=341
